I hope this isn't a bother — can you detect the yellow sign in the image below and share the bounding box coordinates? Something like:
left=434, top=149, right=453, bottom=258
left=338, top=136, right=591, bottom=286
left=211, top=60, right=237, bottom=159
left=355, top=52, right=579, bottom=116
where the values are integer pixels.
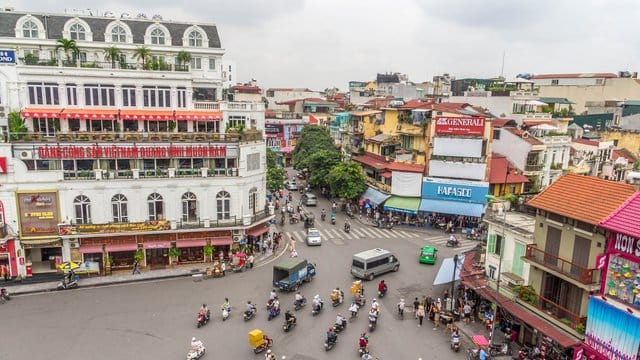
left=59, top=220, right=170, bottom=235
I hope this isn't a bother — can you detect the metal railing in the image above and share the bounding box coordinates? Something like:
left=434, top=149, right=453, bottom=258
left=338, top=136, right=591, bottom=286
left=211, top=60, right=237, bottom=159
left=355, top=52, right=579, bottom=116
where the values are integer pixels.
left=63, top=168, right=239, bottom=180
left=9, top=131, right=263, bottom=143
left=524, top=244, right=600, bottom=285
left=519, top=291, right=586, bottom=330
left=19, top=58, right=190, bottom=72
left=524, top=164, right=543, bottom=172
left=365, top=177, right=391, bottom=193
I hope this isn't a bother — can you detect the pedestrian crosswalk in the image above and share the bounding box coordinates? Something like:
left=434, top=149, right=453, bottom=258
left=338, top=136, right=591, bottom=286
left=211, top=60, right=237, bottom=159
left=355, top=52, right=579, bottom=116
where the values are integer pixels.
left=426, top=235, right=480, bottom=253
left=286, top=226, right=423, bottom=244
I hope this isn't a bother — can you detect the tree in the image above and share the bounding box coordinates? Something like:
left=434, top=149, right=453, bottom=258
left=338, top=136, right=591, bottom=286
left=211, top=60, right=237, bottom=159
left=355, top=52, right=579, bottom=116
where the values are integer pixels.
left=55, top=38, right=79, bottom=65
left=266, top=148, right=278, bottom=168
left=292, top=125, right=337, bottom=170
left=176, top=50, right=192, bottom=70
left=103, top=46, right=122, bottom=69
left=8, top=111, right=27, bottom=140
left=133, top=46, right=152, bottom=69
left=306, top=149, right=342, bottom=187
left=266, top=166, right=287, bottom=193
left=326, top=161, right=367, bottom=200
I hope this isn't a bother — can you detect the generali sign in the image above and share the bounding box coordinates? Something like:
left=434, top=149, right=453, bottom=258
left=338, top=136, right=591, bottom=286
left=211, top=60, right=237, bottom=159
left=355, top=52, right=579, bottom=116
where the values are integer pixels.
left=609, top=232, right=640, bottom=260
left=435, top=116, right=485, bottom=136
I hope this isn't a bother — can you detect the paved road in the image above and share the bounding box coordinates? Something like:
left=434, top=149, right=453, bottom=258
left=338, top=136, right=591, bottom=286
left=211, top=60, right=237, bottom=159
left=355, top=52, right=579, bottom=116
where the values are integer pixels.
left=1, top=185, right=481, bottom=359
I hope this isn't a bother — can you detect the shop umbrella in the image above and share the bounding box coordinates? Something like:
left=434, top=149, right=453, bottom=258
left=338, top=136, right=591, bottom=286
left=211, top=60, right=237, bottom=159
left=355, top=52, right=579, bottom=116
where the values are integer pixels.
left=58, top=261, right=81, bottom=271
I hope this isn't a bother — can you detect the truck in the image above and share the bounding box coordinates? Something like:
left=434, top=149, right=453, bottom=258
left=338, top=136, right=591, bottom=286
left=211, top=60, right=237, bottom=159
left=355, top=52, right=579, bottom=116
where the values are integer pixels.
left=272, top=258, right=316, bottom=291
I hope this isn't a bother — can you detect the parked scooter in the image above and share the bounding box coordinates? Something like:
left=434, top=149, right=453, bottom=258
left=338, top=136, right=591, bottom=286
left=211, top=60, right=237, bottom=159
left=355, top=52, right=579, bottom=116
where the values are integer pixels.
left=489, top=341, right=512, bottom=357
left=57, top=272, right=79, bottom=290
left=518, top=345, right=541, bottom=359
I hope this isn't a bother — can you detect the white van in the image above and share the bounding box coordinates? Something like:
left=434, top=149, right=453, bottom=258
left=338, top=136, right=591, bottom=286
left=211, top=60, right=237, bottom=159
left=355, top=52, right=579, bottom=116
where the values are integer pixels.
left=350, top=248, right=400, bottom=280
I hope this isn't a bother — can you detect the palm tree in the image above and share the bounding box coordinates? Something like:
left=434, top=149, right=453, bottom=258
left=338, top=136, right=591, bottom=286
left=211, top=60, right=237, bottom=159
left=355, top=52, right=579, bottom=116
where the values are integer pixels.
left=176, top=50, right=191, bottom=71
left=55, top=38, right=79, bottom=66
left=133, top=46, right=152, bottom=69
left=103, top=46, right=122, bottom=69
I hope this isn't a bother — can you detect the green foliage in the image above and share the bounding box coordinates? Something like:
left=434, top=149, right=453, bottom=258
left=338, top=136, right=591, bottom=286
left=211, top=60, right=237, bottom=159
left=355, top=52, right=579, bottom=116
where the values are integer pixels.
left=513, top=285, right=538, bottom=306
left=168, top=121, right=177, bottom=131
left=8, top=112, right=27, bottom=140
left=133, top=46, right=152, bottom=68
left=203, top=245, right=214, bottom=256
left=103, top=46, right=122, bottom=68
left=266, top=148, right=278, bottom=168
left=266, top=166, right=287, bottom=193
left=292, top=125, right=336, bottom=170
left=24, top=52, right=39, bottom=65
left=633, top=160, right=640, bottom=171
left=168, top=246, right=181, bottom=258
left=55, top=38, right=79, bottom=63
left=176, top=50, right=192, bottom=69
left=307, top=149, right=342, bottom=187
left=326, top=161, right=367, bottom=200
left=133, top=249, right=144, bottom=262
left=575, top=322, right=585, bottom=335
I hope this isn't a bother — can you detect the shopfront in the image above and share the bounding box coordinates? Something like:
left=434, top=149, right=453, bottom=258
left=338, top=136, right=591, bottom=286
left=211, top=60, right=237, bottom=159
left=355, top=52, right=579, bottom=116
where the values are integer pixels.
left=419, top=178, right=488, bottom=226
left=383, top=196, right=420, bottom=224
left=245, top=224, right=270, bottom=251
left=80, top=236, right=138, bottom=271
left=361, top=186, right=391, bottom=208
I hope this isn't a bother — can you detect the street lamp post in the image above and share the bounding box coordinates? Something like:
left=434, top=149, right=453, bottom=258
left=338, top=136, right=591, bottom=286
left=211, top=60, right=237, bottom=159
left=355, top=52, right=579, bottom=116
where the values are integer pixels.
left=451, top=254, right=459, bottom=311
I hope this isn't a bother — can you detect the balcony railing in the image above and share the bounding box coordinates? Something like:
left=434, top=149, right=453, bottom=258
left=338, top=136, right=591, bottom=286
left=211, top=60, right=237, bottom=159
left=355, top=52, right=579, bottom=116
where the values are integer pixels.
left=19, top=58, right=190, bottom=72
left=9, top=131, right=263, bottom=143
left=518, top=290, right=586, bottom=331
left=63, top=168, right=239, bottom=181
left=524, top=244, right=600, bottom=285
left=524, top=164, right=543, bottom=172
left=365, top=177, right=391, bottom=193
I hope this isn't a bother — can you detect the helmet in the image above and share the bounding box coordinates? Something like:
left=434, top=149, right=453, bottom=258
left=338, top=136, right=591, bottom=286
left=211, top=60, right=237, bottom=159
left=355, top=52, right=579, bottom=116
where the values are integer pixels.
left=191, top=337, right=196, bottom=341
left=267, top=349, right=272, bottom=354
left=247, top=300, right=252, bottom=304
left=381, top=280, right=385, bottom=283
left=372, top=298, right=376, bottom=302
left=202, top=304, right=206, bottom=307
left=338, top=313, right=342, bottom=316
left=364, top=335, right=369, bottom=340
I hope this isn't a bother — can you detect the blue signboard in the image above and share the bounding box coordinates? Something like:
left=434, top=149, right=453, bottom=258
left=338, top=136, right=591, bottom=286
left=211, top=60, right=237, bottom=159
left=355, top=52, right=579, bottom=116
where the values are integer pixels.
left=0, top=50, right=16, bottom=64
left=421, top=178, right=489, bottom=204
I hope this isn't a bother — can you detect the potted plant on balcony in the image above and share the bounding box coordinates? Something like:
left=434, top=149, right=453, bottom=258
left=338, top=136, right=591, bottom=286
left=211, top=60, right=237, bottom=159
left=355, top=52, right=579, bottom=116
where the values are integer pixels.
left=133, top=249, right=144, bottom=268
left=513, top=285, right=538, bottom=306
left=203, top=245, right=214, bottom=263
left=168, top=246, right=181, bottom=267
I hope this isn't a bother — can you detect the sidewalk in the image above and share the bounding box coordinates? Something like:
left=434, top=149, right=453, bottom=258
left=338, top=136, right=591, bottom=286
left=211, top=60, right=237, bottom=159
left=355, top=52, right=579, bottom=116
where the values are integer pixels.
left=8, top=245, right=287, bottom=296
left=455, top=317, right=516, bottom=359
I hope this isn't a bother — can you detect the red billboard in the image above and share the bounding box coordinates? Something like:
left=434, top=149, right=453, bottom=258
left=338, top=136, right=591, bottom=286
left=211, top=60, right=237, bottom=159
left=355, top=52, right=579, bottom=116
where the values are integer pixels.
left=435, top=116, right=485, bottom=136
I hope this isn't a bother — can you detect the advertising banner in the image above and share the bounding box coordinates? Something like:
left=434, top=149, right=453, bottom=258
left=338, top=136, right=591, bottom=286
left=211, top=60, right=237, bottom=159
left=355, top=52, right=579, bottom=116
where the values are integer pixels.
left=585, top=297, right=640, bottom=360
left=59, top=220, right=170, bottom=235
left=0, top=50, right=16, bottom=64
left=422, top=178, right=489, bottom=204
left=435, top=116, right=485, bottom=136
left=17, top=191, right=60, bottom=238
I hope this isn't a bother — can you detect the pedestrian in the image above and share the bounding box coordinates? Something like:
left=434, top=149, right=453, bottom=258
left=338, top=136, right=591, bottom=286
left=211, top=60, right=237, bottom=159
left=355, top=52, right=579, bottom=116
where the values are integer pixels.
left=132, top=260, right=141, bottom=275
left=416, top=304, right=425, bottom=327
left=248, top=253, right=255, bottom=269
left=463, top=302, right=472, bottom=324
left=413, top=297, right=420, bottom=317
left=433, top=299, right=441, bottom=330
left=221, top=261, right=226, bottom=276
left=261, top=242, right=267, bottom=256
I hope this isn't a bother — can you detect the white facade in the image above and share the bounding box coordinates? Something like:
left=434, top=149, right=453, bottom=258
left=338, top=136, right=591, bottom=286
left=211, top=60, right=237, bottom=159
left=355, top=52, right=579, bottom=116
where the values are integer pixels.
left=265, top=88, right=321, bottom=111
left=221, top=59, right=236, bottom=89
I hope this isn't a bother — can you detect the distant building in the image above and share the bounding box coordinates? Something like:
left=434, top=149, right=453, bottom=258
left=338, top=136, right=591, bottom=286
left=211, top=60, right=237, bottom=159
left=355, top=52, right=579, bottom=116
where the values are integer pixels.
left=264, top=88, right=321, bottom=111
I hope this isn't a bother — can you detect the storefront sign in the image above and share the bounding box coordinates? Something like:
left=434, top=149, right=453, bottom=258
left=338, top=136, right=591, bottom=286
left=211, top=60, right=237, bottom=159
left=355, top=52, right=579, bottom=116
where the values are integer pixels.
left=264, top=124, right=281, bottom=134
left=585, top=297, right=640, bottom=360
left=0, top=50, right=16, bottom=64
left=422, top=178, right=489, bottom=204
left=36, top=144, right=227, bottom=159
left=16, top=191, right=60, bottom=238
left=435, top=116, right=485, bottom=136
left=0, top=157, right=7, bottom=173
left=59, top=220, right=170, bottom=235
left=609, top=232, right=640, bottom=259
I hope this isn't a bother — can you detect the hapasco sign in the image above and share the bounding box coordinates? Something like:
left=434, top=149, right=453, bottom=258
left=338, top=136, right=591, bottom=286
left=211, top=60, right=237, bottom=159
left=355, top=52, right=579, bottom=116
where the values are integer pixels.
left=36, top=144, right=227, bottom=159
left=422, top=178, right=489, bottom=203
left=435, top=116, right=485, bottom=136
left=59, top=220, right=170, bottom=235
left=17, top=191, right=60, bottom=238
left=609, top=232, right=640, bottom=259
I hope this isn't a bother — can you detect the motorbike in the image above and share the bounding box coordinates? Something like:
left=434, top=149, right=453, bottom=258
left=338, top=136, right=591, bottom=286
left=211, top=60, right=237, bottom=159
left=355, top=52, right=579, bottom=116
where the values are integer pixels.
left=397, top=304, right=404, bottom=319
left=450, top=334, right=460, bottom=352
left=268, top=306, right=281, bottom=320
left=243, top=308, right=256, bottom=321
left=489, top=342, right=512, bottom=357
left=0, top=288, right=10, bottom=303
left=368, top=317, right=377, bottom=332
left=294, top=297, right=307, bottom=311
left=518, top=345, right=541, bottom=359
left=221, top=306, right=231, bottom=321
left=358, top=346, right=369, bottom=358
left=196, top=311, right=210, bottom=328
left=57, top=274, right=79, bottom=290
left=344, top=224, right=350, bottom=233
left=187, top=342, right=205, bottom=360
left=312, top=300, right=324, bottom=316
left=324, top=335, right=337, bottom=351
left=331, top=293, right=344, bottom=307
left=378, top=287, right=387, bottom=298
left=282, top=318, right=296, bottom=332
left=446, top=236, right=460, bottom=248
left=373, top=220, right=393, bottom=230
left=333, top=319, right=347, bottom=333
left=331, top=217, right=336, bottom=225
left=321, top=213, right=326, bottom=222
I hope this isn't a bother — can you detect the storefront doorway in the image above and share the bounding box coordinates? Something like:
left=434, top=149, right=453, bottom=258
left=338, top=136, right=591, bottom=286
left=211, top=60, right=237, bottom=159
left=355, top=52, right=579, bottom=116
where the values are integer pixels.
left=26, top=246, right=62, bottom=273
left=146, top=248, right=168, bottom=269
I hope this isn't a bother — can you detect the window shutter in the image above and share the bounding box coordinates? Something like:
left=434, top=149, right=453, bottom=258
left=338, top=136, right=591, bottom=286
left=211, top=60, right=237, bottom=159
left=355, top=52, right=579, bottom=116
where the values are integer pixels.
left=487, top=234, right=496, bottom=254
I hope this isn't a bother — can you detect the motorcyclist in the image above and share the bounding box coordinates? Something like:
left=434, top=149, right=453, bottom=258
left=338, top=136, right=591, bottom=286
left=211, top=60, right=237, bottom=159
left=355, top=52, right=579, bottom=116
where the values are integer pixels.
left=326, top=327, right=338, bottom=344
left=449, top=234, right=459, bottom=246
left=313, top=294, right=323, bottom=311
left=378, top=280, right=387, bottom=296
left=330, top=211, right=336, bottom=223
left=265, top=348, right=276, bottom=360
left=331, top=287, right=343, bottom=304
left=199, top=304, right=210, bottom=321
left=358, top=334, right=369, bottom=351
left=371, top=298, right=380, bottom=314
left=368, top=308, right=378, bottom=324
left=397, top=298, right=405, bottom=317
left=245, top=301, right=256, bottom=316
left=285, top=309, right=296, bottom=326
left=321, top=209, right=326, bottom=221
left=221, top=298, right=231, bottom=312
left=191, top=337, right=203, bottom=351
left=349, top=301, right=359, bottom=317
left=344, top=219, right=351, bottom=231
left=294, top=292, right=305, bottom=307
left=270, top=289, right=278, bottom=301
left=335, top=313, right=347, bottom=328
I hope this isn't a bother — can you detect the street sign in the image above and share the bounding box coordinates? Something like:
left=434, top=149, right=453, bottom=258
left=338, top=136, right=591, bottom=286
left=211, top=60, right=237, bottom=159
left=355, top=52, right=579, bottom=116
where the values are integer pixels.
left=0, top=50, right=16, bottom=64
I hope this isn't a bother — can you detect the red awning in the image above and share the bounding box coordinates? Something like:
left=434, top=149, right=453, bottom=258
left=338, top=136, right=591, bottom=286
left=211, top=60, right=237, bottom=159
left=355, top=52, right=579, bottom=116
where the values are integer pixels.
left=120, top=110, right=174, bottom=121
left=143, top=241, right=171, bottom=249
left=175, top=239, right=207, bottom=248
left=106, top=243, right=138, bottom=252
left=21, top=108, right=62, bottom=118
left=246, top=225, right=270, bottom=237
left=175, top=110, right=223, bottom=121
left=60, top=108, right=117, bottom=120
left=210, top=237, right=233, bottom=246
left=381, top=171, right=392, bottom=178
left=79, top=245, right=103, bottom=254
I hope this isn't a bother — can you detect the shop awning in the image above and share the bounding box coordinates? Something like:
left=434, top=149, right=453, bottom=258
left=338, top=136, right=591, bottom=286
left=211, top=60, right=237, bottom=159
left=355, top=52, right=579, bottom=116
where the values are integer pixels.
left=247, top=225, right=270, bottom=237
left=280, top=146, right=295, bottom=153
left=175, top=110, right=222, bottom=121
left=143, top=241, right=171, bottom=249
left=79, top=245, right=104, bottom=254
left=120, top=110, right=173, bottom=121
left=21, top=108, right=62, bottom=118
left=106, top=243, right=138, bottom=252
left=419, top=199, right=485, bottom=217
left=361, top=186, right=391, bottom=207
left=176, top=239, right=207, bottom=248
left=61, top=108, right=117, bottom=120
left=210, top=237, right=233, bottom=246
left=383, top=196, right=420, bottom=214
left=433, top=255, right=465, bottom=285
left=381, top=171, right=392, bottom=178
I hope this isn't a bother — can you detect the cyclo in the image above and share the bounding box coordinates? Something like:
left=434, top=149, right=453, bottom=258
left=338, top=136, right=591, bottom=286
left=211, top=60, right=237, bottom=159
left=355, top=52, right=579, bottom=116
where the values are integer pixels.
left=248, top=328, right=273, bottom=354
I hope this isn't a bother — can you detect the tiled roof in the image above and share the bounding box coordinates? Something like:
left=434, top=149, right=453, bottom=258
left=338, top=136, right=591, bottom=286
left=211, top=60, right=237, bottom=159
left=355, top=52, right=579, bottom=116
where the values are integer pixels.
left=431, top=102, right=472, bottom=113
left=492, top=119, right=518, bottom=128
left=266, top=88, right=314, bottom=92
left=572, top=138, right=599, bottom=147
left=532, top=73, right=618, bottom=79
left=352, top=153, right=390, bottom=170
left=350, top=110, right=382, bottom=116
left=612, top=148, right=638, bottom=162
left=386, top=162, right=425, bottom=173
left=523, top=119, right=553, bottom=126
left=489, top=154, right=529, bottom=184
left=600, top=191, right=640, bottom=238
left=527, top=174, right=636, bottom=225
left=504, top=128, right=544, bottom=146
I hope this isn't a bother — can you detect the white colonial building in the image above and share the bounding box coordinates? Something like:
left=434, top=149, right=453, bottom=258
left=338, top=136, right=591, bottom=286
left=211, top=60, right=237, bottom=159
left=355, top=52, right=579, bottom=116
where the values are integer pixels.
left=0, top=9, right=270, bottom=279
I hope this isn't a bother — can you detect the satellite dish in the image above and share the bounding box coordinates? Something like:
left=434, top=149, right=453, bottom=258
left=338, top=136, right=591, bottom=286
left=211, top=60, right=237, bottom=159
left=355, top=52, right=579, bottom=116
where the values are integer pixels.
left=120, top=12, right=130, bottom=18
left=136, top=13, right=148, bottom=19
left=104, top=11, right=114, bottom=17
left=152, top=14, right=163, bottom=20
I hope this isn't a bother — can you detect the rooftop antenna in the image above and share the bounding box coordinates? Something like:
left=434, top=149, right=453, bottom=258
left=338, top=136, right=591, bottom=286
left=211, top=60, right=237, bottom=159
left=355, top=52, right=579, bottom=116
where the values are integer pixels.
left=500, top=49, right=506, bottom=79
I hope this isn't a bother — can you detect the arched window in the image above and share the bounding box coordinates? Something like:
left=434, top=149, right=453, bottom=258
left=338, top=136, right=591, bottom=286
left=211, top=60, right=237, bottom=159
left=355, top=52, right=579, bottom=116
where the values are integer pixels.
left=216, top=191, right=230, bottom=220
left=70, top=23, right=86, bottom=41
left=22, top=20, right=39, bottom=38
left=74, top=195, right=91, bottom=224
left=150, top=28, right=165, bottom=45
left=249, top=188, right=258, bottom=215
left=188, top=30, right=203, bottom=47
left=147, top=193, right=164, bottom=221
left=182, top=192, right=198, bottom=222
left=111, top=25, right=127, bottom=43
left=111, top=194, right=128, bottom=223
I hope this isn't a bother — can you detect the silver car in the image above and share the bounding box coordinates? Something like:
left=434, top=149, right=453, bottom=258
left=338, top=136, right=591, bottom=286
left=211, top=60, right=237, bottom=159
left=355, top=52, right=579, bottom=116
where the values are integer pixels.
left=285, top=180, right=298, bottom=190
left=306, top=228, right=322, bottom=246
left=303, top=193, right=318, bottom=206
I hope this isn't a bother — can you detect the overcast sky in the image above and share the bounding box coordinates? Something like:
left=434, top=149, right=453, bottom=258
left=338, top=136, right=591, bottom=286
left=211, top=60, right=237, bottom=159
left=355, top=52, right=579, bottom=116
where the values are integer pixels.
left=12, top=0, right=640, bottom=90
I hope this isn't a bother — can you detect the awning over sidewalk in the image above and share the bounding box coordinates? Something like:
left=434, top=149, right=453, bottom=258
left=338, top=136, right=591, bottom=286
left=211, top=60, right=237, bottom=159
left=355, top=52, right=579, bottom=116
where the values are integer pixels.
left=106, top=243, right=138, bottom=252
left=362, top=186, right=391, bottom=206
left=21, top=108, right=62, bottom=118
left=210, top=237, right=233, bottom=246
left=383, top=196, right=420, bottom=214
left=79, top=245, right=103, bottom=254
left=61, top=108, right=117, bottom=120
left=175, top=110, right=222, bottom=121
left=143, top=241, right=171, bottom=249
left=433, top=255, right=465, bottom=285
left=175, top=239, right=207, bottom=248
left=419, top=198, right=485, bottom=217
left=246, top=225, right=270, bottom=237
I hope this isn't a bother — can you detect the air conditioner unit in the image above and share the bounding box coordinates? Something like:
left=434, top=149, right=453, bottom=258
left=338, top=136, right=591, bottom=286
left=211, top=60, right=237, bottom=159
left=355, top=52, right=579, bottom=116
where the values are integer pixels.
left=69, top=242, right=80, bottom=248
left=0, top=106, right=5, bottom=118
left=18, top=150, right=33, bottom=159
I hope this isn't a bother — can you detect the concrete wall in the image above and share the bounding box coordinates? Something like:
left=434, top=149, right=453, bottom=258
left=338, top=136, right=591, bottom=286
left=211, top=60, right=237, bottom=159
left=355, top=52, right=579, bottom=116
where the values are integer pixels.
left=594, top=130, right=640, bottom=156
left=536, top=78, right=640, bottom=114
left=492, top=128, right=531, bottom=170
left=449, top=95, right=513, bottom=118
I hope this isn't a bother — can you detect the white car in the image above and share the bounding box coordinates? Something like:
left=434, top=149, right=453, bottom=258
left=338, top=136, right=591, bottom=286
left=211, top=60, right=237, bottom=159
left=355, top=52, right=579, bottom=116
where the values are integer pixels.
left=306, top=228, right=322, bottom=246
left=285, top=180, right=298, bottom=190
